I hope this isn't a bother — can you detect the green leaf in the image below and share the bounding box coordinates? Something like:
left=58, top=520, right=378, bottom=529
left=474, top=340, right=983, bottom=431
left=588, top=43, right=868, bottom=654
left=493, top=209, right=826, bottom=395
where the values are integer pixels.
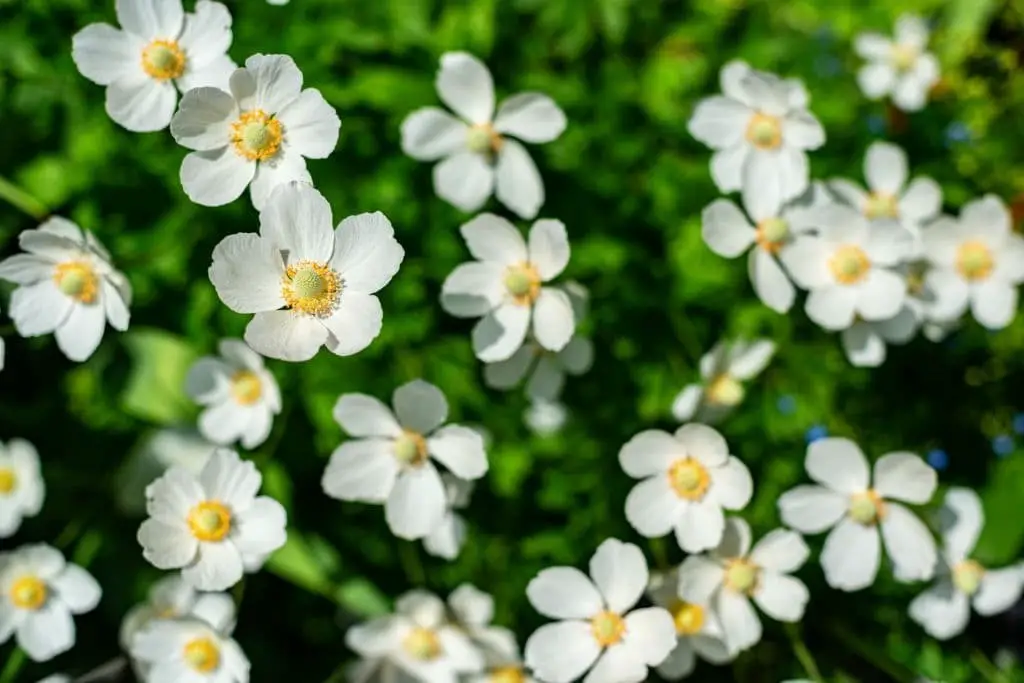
left=120, top=328, right=198, bottom=425
left=974, top=453, right=1024, bottom=565
left=334, top=577, right=390, bottom=617
left=265, top=533, right=336, bottom=599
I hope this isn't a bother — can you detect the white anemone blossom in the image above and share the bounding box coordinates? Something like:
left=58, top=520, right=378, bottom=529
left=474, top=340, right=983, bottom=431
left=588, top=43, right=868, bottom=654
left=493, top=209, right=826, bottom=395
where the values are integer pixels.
left=209, top=182, right=404, bottom=361
left=855, top=14, right=940, bottom=112
left=778, top=437, right=938, bottom=591
left=137, top=448, right=287, bottom=591
left=922, top=195, right=1024, bottom=330
left=0, top=439, right=44, bottom=539
left=447, top=583, right=519, bottom=660
left=186, top=338, right=281, bottom=449
left=688, top=63, right=825, bottom=214
left=0, top=544, right=102, bottom=662
left=72, top=0, right=235, bottom=132
left=646, top=569, right=732, bottom=680
left=0, top=217, right=131, bottom=362
left=423, top=475, right=474, bottom=561
left=170, top=53, right=340, bottom=209
left=619, top=423, right=753, bottom=553
left=401, top=52, right=566, bottom=219
left=671, top=339, right=775, bottom=425
left=909, top=488, right=1024, bottom=640
left=677, top=518, right=810, bottom=655
left=322, top=380, right=488, bottom=541
left=132, top=602, right=249, bottom=683
left=839, top=304, right=919, bottom=368
left=524, top=538, right=676, bottom=683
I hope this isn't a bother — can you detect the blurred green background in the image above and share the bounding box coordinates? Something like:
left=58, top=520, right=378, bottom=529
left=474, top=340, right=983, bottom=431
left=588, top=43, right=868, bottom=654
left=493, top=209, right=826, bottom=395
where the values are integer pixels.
left=2, top=0, right=1024, bottom=681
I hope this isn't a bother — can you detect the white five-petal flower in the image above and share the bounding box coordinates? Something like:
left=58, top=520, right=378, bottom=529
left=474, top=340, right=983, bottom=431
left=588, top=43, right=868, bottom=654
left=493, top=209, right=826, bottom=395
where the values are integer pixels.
left=671, top=339, right=775, bottom=425
left=778, top=437, right=938, bottom=591
left=447, top=583, right=518, bottom=662
left=646, top=569, right=732, bottom=680
left=0, top=439, right=44, bottom=539
left=132, top=608, right=249, bottom=683
left=855, top=14, right=941, bottom=112
left=401, top=52, right=566, bottom=219
left=423, top=474, right=474, bottom=561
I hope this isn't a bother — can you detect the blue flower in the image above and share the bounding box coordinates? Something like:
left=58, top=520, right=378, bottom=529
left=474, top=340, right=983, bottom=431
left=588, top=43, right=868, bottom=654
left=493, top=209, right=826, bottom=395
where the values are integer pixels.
left=805, top=424, right=828, bottom=444
left=926, top=449, right=948, bottom=471
left=992, top=435, right=1015, bottom=458
left=1012, top=413, right=1024, bottom=436
left=776, top=395, right=797, bottom=415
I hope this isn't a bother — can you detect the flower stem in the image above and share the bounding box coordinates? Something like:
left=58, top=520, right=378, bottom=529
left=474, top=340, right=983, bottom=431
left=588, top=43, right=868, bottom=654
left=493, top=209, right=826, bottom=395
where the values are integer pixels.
left=397, top=540, right=426, bottom=586
left=971, top=648, right=1010, bottom=683
left=827, top=621, right=915, bottom=683
left=0, top=646, right=25, bottom=683
left=786, top=623, right=823, bottom=682
left=0, top=175, right=47, bottom=221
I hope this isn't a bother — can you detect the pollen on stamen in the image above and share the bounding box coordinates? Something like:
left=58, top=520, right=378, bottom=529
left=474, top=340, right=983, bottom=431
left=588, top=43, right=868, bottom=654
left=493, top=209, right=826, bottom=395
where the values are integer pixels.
left=0, top=467, right=16, bottom=494
left=955, top=241, right=994, bottom=281
left=669, top=600, right=705, bottom=636
left=724, top=558, right=760, bottom=595
left=53, top=261, right=99, bottom=304
left=829, top=245, right=871, bottom=285
left=281, top=261, right=342, bottom=318
left=187, top=501, right=232, bottom=542
left=667, top=458, right=710, bottom=500
left=10, top=575, right=48, bottom=611
left=745, top=113, right=782, bottom=150
left=848, top=489, right=886, bottom=525
left=230, top=110, right=284, bottom=161
left=230, top=370, right=263, bottom=405
left=755, top=218, right=789, bottom=253
left=503, top=263, right=541, bottom=306
left=141, top=39, right=186, bottom=80
left=402, top=626, right=442, bottom=660
left=393, top=431, right=428, bottom=466
left=466, top=123, right=504, bottom=157
left=183, top=637, right=221, bottom=673
left=590, top=610, right=626, bottom=646
left=864, top=192, right=900, bottom=220
left=707, top=374, right=745, bottom=406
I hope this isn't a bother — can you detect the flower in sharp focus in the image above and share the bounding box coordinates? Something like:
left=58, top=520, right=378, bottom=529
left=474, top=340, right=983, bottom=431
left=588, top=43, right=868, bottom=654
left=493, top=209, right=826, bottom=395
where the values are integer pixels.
left=646, top=569, right=732, bottom=680
left=0, top=544, right=102, bottom=662
left=0, top=439, right=44, bottom=539
left=441, top=213, right=575, bottom=362
left=401, top=52, right=566, bottom=219
left=137, top=448, right=287, bottom=591
left=322, top=380, right=488, bottom=540
left=688, top=61, right=825, bottom=213
left=671, top=339, right=775, bottom=424
left=909, top=488, right=1024, bottom=639
left=677, top=518, right=810, bottom=655
left=524, top=399, right=568, bottom=437
left=423, top=475, right=475, bottom=561
left=855, top=14, right=940, bottom=112
left=619, top=423, right=753, bottom=553
left=922, top=195, right=1024, bottom=330
left=72, top=0, right=235, bottom=132
left=208, top=182, right=403, bottom=361
left=840, top=305, right=918, bottom=367
left=132, top=611, right=249, bottom=683
left=170, top=54, right=340, bottom=209
left=0, top=217, right=131, bottom=362
left=524, top=538, right=676, bottom=683
left=185, top=338, right=282, bottom=449
left=778, top=437, right=938, bottom=591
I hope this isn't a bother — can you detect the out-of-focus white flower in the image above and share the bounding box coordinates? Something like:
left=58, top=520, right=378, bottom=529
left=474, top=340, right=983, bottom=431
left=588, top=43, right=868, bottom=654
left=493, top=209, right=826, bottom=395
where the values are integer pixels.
left=840, top=306, right=918, bottom=368
left=524, top=538, right=676, bottom=683
left=0, top=217, right=131, bottom=362
left=116, top=428, right=216, bottom=516
left=671, top=340, right=775, bottom=425
left=267, top=0, right=289, bottom=4
left=323, top=380, right=488, bottom=540
left=186, top=339, right=281, bottom=449
left=0, top=439, right=44, bottom=539
left=447, top=583, right=519, bottom=663
left=619, top=424, right=752, bottom=553
left=72, top=0, right=235, bottom=132
left=36, top=676, right=71, bottom=683
left=855, top=14, right=940, bottom=112
left=423, top=475, right=474, bottom=561
left=688, top=62, right=825, bottom=213
left=922, top=195, right=1024, bottom=330
left=0, top=544, right=102, bottom=661
left=484, top=334, right=592, bottom=400
left=137, top=448, right=287, bottom=591
left=441, top=213, right=574, bottom=362
left=466, top=631, right=536, bottom=683
left=524, top=399, right=567, bottom=437
left=646, top=569, right=732, bottom=679
left=170, top=54, right=340, bottom=209
left=132, top=612, right=249, bottom=683
left=209, top=182, right=403, bottom=361
left=778, top=437, right=938, bottom=591
left=909, top=488, right=1024, bottom=639
left=678, top=518, right=810, bottom=655
left=401, top=52, right=566, bottom=219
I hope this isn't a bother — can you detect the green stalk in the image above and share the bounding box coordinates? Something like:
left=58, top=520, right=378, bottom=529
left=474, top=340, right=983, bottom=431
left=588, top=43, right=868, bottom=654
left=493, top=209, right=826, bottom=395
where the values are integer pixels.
left=786, top=623, right=824, bottom=682
left=0, top=175, right=47, bottom=221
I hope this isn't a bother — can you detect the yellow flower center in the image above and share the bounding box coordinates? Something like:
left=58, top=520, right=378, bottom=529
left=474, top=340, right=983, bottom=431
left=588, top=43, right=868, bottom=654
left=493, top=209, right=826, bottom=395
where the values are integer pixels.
left=667, top=458, right=710, bottom=500
left=490, top=666, right=526, bottom=683
left=848, top=489, right=886, bottom=525
left=9, top=576, right=47, bottom=610
left=755, top=218, right=789, bottom=253
left=707, top=374, right=745, bottom=406
left=53, top=261, right=99, bottom=304
left=890, top=44, right=918, bottom=71
left=467, top=123, right=504, bottom=157
left=281, top=260, right=342, bottom=317
left=183, top=637, right=221, bottom=673
left=724, top=558, right=759, bottom=595
left=230, top=370, right=263, bottom=405
left=393, top=431, right=428, bottom=466
left=187, top=501, right=232, bottom=542
left=402, top=626, right=442, bottom=660
left=829, top=245, right=871, bottom=285
left=864, top=192, right=899, bottom=219
left=952, top=559, right=986, bottom=596
left=141, top=39, right=186, bottom=80
left=230, top=110, right=284, bottom=161
left=504, top=262, right=541, bottom=306
left=669, top=600, right=705, bottom=636
left=0, top=467, right=16, bottom=494
left=955, top=241, right=994, bottom=281
left=590, top=610, right=626, bottom=646
left=745, top=113, right=782, bottom=150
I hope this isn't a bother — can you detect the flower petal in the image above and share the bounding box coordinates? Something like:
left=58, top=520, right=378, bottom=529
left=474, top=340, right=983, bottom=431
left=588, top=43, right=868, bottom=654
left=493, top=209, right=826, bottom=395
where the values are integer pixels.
left=709, top=145, right=748, bottom=193
left=322, top=439, right=399, bottom=502
left=589, top=538, right=648, bottom=613
left=528, top=219, right=570, bottom=281
left=483, top=344, right=536, bottom=390
left=106, top=73, right=177, bottom=133
left=938, top=487, right=983, bottom=564
left=881, top=502, right=938, bottom=583
left=232, top=496, right=287, bottom=558
left=440, top=262, right=505, bottom=318
left=233, top=54, right=303, bottom=114
left=674, top=423, right=728, bottom=468
left=393, top=379, right=448, bottom=434
left=687, top=96, right=751, bottom=149
left=778, top=485, right=847, bottom=534
left=971, top=280, right=1018, bottom=330
left=17, top=602, right=76, bottom=662
left=55, top=302, right=107, bottom=362
left=973, top=566, right=1024, bottom=616
left=624, top=476, right=681, bottom=538
left=873, top=452, right=937, bottom=504
left=385, top=464, right=446, bottom=540
left=864, top=141, right=907, bottom=195
left=674, top=498, right=725, bottom=554
left=181, top=539, right=244, bottom=591
left=708, top=457, right=753, bottom=511
left=139, top=519, right=199, bottom=570
left=524, top=621, right=601, bottom=683
left=180, top=147, right=256, bottom=207
left=496, top=139, right=545, bottom=220
left=436, top=52, right=494, bottom=124
left=244, top=310, right=327, bottom=362
left=401, top=107, right=469, bottom=161
left=321, top=291, right=383, bottom=357
left=494, top=93, right=566, bottom=143
left=208, top=233, right=284, bottom=314
left=9, top=280, right=72, bottom=337
left=277, top=88, right=340, bottom=159
left=806, top=437, right=870, bottom=493
left=249, top=150, right=312, bottom=211
left=908, top=581, right=971, bottom=640
left=752, top=572, right=808, bottom=623
left=701, top=199, right=755, bottom=258
left=433, top=150, right=495, bottom=213
left=472, top=301, right=531, bottom=362
left=71, top=23, right=137, bottom=86
left=526, top=567, right=603, bottom=619
left=621, top=608, right=677, bottom=665
left=821, top=518, right=880, bottom=591
left=677, top=555, right=725, bottom=604
left=116, top=0, right=183, bottom=37
left=51, top=564, right=102, bottom=614
left=715, top=590, right=761, bottom=653
left=749, top=529, right=809, bottom=573
left=170, top=86, right=237, bottom=151
left=532, top=287, right=575, bottom=353
left=330, top=211, right=405, bottom=294
left=427, top=425, right=487, bottom=480
left=618, top=430, right=680, bottom=478
left=333, top=395, right=401, bottom=438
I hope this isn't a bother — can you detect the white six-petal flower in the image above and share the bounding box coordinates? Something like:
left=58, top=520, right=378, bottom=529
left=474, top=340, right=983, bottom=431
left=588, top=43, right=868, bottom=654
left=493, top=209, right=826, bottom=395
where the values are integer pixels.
left=671, top=339, right=775, bottom=425
left=645, top=569, right=732, bottom=680
left=855, top=14, right=941, bottom=112
left=132, top=610, right=249, bottom=683
left=0, top=439, right=44, bottom=539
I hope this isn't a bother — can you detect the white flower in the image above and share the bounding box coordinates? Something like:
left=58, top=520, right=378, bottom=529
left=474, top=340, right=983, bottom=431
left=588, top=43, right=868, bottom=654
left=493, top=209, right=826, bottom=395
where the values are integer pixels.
left=209, top=182, right=403, bottom=361
left=524, top=538, right=676, bottom=683
left=688, top=63, right=825, bottom=213
left=72, top=0, right=235, bottom=132
left=778, top=437, right=938, bottom=591
left=678, top=518, right=810, bottom=655
left=37, top=676, right=71, bottom=683
left=645, top=569, right=732, bottom=680
left=186, top=338, right=281, bottom=449
left=401, top=52, right=566, bottom=219
left=0, top=217, right=131, bottom=362
left=462, top=619, right=533, bottom=683
left=170, top=53, right=340, bottom=209
left=484, top=334, right=592, bottom=400
left=346, top=589, right=484, bottom=683
left=524, top=399, right=567, bottom=437
left=922, top=195, right=1024, bottom=330
left=137, top=448, right=287, bottom=591
left=619, top=424, right=752, bottom=553
left=441, top=213, right=575, bottom=362
left=0, top=439, right=44, bottom=539
left=840, top=304, right=918, bottom=367
left=0, top=544, right=102, bottom=661
left=322, top=380, right=488, bottom=540
left=671, top=339, right=775, bottom=424
left=909, top=488, right=1024, bottom=639
left=268, top=0, right=289, bottom=4
left=783, top=203, right=913, bottom=331
left=132, top=612, right=249, bottom=683
left=423, top=475, right=474, bottom=561
left=855, top=14, right=940, bottom=112
left=116, top=428, right=215, bottom=516
left=447, top=584, right=519, bottom=662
